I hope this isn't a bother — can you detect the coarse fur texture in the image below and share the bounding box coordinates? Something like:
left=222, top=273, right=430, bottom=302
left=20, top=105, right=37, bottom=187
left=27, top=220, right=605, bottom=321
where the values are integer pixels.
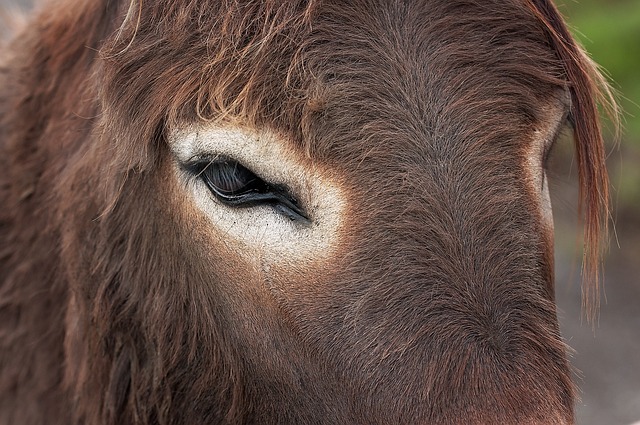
left=0, top=0, right=616, bottom=424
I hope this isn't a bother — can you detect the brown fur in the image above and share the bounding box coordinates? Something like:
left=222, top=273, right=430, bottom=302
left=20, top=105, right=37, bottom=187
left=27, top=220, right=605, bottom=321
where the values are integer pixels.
left=0, top=0, right=615, bottom=424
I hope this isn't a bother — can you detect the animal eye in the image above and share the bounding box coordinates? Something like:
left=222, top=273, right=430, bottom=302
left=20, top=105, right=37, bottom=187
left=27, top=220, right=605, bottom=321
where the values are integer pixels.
left=543, top=114, right=571, bottom=170
left=187, top=157, right=309, bottom=222
left=201, top=159, right=260, bottom=197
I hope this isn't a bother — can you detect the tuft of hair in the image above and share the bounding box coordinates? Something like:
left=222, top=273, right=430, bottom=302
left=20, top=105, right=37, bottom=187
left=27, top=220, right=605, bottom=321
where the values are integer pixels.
left=527, top=0, right=620, bottom=322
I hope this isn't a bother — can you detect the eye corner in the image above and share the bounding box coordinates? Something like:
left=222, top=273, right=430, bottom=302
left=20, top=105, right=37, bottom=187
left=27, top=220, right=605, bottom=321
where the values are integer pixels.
left=276, top=203, right=312, bottom=224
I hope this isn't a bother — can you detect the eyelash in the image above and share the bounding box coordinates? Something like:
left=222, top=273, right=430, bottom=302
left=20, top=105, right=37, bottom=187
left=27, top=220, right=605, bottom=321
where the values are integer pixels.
left=184, top=156, right=309, bottom=222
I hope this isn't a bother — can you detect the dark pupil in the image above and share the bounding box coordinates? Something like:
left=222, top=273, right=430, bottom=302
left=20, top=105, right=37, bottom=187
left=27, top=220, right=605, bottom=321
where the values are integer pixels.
left=203, top=160, right=258, bottom=196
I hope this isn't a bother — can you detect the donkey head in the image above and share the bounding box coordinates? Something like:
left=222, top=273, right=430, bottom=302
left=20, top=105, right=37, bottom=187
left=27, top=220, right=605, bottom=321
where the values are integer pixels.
left=0, top=0, right=614, bottom=424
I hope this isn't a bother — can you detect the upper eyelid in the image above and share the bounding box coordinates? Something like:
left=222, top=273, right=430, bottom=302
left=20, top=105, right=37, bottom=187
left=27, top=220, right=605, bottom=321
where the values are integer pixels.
left=184, top=153, right=220, bottom=168
left=180, top=157, right=229, bottom=187
left=183, top=154, right=271, bottom=184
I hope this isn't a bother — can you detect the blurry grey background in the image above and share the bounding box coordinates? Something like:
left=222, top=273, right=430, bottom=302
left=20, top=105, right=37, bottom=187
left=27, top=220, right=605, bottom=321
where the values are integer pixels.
left=2, top=0, right=638, bottom=424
